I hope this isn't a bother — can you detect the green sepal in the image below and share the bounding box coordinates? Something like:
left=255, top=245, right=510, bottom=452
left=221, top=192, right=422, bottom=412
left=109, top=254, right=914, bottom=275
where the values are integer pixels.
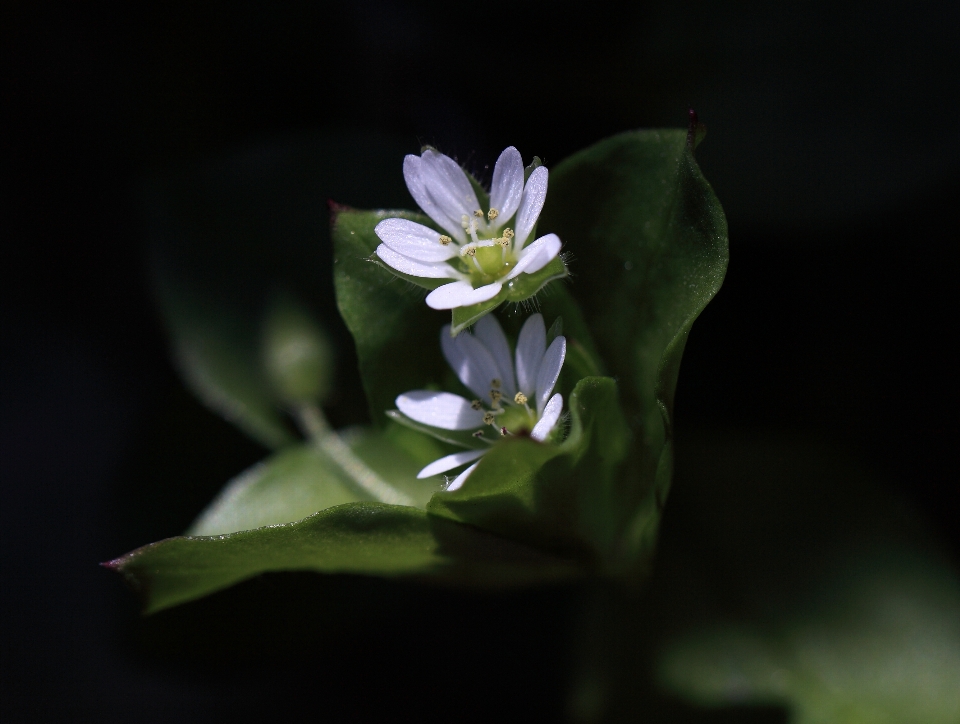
left=427, top=377, right=632, bottom=568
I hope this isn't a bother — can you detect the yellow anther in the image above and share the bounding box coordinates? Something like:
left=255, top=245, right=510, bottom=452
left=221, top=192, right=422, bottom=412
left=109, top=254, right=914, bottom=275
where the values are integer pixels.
left=438, top=235, right=452, bottom=246
left=496, top=236, right=510, bottom=247
left=491, top=378, right=502, bottom=389
left=470, top=399, right=483, bottom=410
left=514, top=392, right=528, bottom=405
left=482, top=412, right=496, bottom=425
left=461, top=245, right=477, bottom=257
left=490, top=389, right=502, bottom=403
left=487, top=208, right=499, bottom=221
left=503, top=228, right=515, bottom=239
left=473, top=209, right=484, bottom=218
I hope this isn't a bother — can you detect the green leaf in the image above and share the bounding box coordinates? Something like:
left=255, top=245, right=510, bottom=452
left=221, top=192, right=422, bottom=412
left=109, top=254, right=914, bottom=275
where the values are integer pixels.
left=146, top=132, right=416, bottom=447
left=427, top=377, right=631, bottom=566
left=106, top=503, right=584, bottom=614
left=537, top=129, right=728, bottom=562
left=332, top=208, right=450, bottom=425
left=187, top=427, right=439, bottom=536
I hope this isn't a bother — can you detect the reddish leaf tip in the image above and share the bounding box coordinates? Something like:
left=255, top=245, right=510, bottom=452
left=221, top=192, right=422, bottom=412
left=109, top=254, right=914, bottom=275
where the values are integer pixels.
left=687, top=109, right=707, bottom=149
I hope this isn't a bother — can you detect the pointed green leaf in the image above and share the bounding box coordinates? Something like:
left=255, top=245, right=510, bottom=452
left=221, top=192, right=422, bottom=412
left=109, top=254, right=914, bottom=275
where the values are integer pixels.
left=106, top=503, right=583, bottom=614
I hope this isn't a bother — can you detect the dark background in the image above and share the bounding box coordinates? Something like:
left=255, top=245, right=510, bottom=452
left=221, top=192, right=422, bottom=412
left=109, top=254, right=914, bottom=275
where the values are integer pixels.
left=2, top=1, right=957, bottom=721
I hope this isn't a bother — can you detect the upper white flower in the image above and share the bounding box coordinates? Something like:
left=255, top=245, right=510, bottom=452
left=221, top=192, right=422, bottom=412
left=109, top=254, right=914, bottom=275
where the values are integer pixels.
left=395, top=313, right=566, bottom=491
left=374, top=147, right=562, bottom=310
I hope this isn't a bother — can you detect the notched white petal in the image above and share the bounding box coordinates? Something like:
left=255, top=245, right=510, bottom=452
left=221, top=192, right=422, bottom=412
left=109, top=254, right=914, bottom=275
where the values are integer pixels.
left=504, top=233, right=562, bottom=280
left=396, top=391, right=485, bottom=430
left=403, top=155, right=466, bottom=242
left=489, top=146, right=524, bottom=228
left=515, top=313, right=546, bottom=396
left=446, top=461, right=480, bottom=492
left=421, top=150, right=481, bottom=228
left=472, top=314, right=516, bottom=397
left=515, top=166, right=548, bottom=248
left=417, top=448, right=486, bottom=479
left=425, top=280, right=502, bottom=310
left=375, top=245, right=461, bottom=279
left=441, top=325, right=503, bottom=400
left=535, top=336, right=566, bottom=414
left=531, top=393, right=563, bottom=441
left=375, top=218, right=458, bottom=262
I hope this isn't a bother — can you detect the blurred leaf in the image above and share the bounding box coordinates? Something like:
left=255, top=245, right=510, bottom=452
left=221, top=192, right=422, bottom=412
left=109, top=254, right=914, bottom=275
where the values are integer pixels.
left=428, top=377, right=631, bottom=566
left=261, top=294, right=335, bottom=405
left=146, top=132, right=416, bottom=447
left=187, top=427, right=438, bottom=536
left=538, top=129, right=728, bottom=563
left=107, top=503, right=584, bottom=614
left=652, top=434, right=960, bottom=724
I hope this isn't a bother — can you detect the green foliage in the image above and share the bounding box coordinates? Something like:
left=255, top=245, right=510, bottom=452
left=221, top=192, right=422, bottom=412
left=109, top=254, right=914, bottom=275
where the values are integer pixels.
left=538, top=129, right=728, bottom=564
left=107, top=503, right=582, bottom=614
left=117, top=128, right=728, bottom=614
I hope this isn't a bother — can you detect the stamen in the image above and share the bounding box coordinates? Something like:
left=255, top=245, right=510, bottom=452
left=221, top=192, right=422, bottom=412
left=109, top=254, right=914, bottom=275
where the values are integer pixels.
left=491, top=378, right=502, bottom=389
left=438, top=235, right=452, bottom=246
left=473, top=209, right=484, bottom=218
left=487, top=208, right=499, bottom=221
left=460, top=245, right=477, bottom=257
left=482, top=412, right=496, bottom=425
left=472, top=430, right=485, bottom=438
left=470, top=399, right=483, bottom=411
left=495, top=237, right=510, bottom=247
left=500, top=426, right=510, bottom=436
left=461, top=214, right=470, bottom=230
left=489, top=389, right=503, bottom=404
left=503, top=228, right=515, bottom=239
left=514, top=392, right=528, bottom=405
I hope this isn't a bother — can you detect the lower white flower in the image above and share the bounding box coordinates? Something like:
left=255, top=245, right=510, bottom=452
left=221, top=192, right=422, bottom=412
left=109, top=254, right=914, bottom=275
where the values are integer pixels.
left=374, top=146, right=563, bottom=310
left=395, top=313, right=566, bottom=491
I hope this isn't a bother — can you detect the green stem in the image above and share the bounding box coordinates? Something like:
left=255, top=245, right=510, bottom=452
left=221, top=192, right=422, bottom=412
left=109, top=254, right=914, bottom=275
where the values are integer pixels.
left=295, top=403, right=414, bottom=507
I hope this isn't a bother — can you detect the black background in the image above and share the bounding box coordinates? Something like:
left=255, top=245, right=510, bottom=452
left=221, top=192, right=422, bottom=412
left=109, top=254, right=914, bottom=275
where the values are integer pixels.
left=2, top=1, right=958, bottom=721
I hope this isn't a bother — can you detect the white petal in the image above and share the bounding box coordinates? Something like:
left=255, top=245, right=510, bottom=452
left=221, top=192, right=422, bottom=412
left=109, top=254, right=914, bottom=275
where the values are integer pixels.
left=488, top=146, right=523, bottom=229
left=535, top=336, right=566, bottom=415
left=515, top=313, right=546, bottom=397
left=441, top=324, right=503, bottom=400
left=375, top=245, right=461, bottom=279
left=425, top=280, right=502, bottom=310
left=504, top=233, right=562, bottom=280
left=515, top=165, right=548, bottom=249
left=375, top=218, right=458, bottom=262
left=446, top=461, right=480, bottom=492
left=530, top=393, right=563, bottom=441
left=421, top=150, right=481, bottom=232
left=417, top=448, right=486, bottom=479
left=472, top=315, right=516, bottom=397
left=403, top=155, right=466, bottom=242
left=396, top=391, right=485, bottom=430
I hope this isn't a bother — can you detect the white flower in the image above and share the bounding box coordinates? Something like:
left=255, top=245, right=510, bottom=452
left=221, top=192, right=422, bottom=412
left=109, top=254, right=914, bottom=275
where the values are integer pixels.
left=374, top=146, right=563, bottom=310
left=395, top=314, right=566, bottom=491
